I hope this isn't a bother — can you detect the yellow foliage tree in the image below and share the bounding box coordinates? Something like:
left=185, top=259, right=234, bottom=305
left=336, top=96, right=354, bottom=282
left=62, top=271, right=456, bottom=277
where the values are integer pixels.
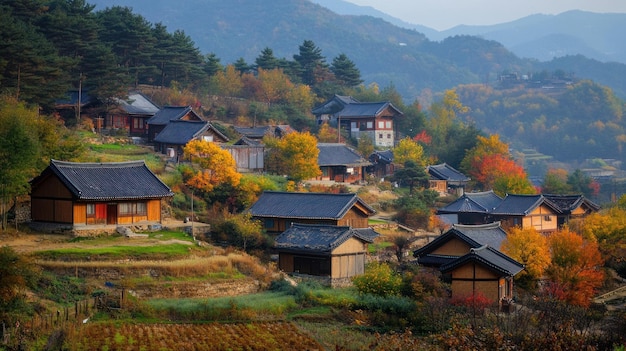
left=317, top=123, right=338, bottom=143
left=213, top=65, right=243, bottom=97
left=183, top=140, right=241, bottom=193
left=393, top=137, right=427, bottom=167
left=265, top=131, right=321, bottom=182
left=500, top=227, right=550, bottom=289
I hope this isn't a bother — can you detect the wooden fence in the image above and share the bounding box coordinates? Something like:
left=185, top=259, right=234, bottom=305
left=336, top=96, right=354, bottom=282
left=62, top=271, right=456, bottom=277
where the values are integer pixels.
left=1, top=290, right=125, bottom=348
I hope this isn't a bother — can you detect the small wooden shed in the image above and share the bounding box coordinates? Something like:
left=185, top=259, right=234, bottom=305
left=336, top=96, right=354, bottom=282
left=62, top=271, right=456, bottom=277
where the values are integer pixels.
left=275, top=223, right=378, bottom=287
left=30, top=160, right=173, bottom=228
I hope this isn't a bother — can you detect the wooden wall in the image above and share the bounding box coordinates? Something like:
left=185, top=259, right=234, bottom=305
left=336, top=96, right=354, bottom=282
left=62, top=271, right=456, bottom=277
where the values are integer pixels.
left=449, top=262, right=501, bottom=303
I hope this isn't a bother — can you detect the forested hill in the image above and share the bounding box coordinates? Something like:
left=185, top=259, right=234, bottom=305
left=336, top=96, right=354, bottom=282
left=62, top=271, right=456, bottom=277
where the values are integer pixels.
left=89, top=0, right=626, bottom=101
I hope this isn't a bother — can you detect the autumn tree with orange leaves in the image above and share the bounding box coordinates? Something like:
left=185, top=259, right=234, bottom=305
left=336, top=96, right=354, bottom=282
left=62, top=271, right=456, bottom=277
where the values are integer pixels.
left=183, top=139, right=241, bottom=193
left=461, top=134, right=535, bottom=196
left=545, top=229, right=604, bottom=307
left=500, top=227, right=551, bottom=289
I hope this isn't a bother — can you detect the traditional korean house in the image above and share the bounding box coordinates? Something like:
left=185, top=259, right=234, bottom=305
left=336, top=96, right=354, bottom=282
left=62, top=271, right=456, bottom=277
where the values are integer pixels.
left=108, top=92, right=160, bottom=136
left=30, top=160, right=173, bottom=231
left=368, top=150, right=395, bottom=178
left=437, top=191, right=503, bottom=225
left=490, top=194, right=561, bottom=233
left=248, top=191, right=376, bottom=233
left=543, top=194, right=600, bottom=227
left=312, top=95, right=403, bottom=147
left=316, top=143, right=371, bottom=183
left=153, top=120, right=229, bottom=159
left=427, top=163, right=470, bottom=196
left=413, top=222, right=523, bottom=310
left=275, top=223, right=378, bottom=287
left=147, top=106, right=204, bottom=142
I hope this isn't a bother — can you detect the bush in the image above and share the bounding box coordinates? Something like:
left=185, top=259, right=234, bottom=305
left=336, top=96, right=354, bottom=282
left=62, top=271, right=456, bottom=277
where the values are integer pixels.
left=353, top=262, right=402, bottom=297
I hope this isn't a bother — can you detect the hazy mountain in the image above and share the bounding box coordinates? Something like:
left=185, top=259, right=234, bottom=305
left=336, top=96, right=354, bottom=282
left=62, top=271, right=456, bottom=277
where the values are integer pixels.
left=313, top=2, right=626, bottom=65
left=88, top=0, right=626, bottom=101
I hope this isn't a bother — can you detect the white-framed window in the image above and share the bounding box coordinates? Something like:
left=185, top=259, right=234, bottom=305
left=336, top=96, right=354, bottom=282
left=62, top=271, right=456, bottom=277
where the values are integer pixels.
left=86, top=203, right=95, bottom=217
left=378, top=121, right=384, bottom=128
left=385, top=121, right=392, bottom=128
left=367, top=121, right=373, bottom=129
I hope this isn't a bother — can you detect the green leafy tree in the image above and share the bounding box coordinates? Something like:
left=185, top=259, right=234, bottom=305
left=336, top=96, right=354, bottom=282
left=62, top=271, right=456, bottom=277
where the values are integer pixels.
left=541, top=169, right=572, bottom=194
left=0, top=98, right=40, bottom=230
left=392, top=161, right=429, bottom=194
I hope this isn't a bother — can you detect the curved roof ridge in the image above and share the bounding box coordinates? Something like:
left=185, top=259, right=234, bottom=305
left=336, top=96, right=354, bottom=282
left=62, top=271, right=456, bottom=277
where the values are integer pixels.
left=453, top=221, right=502, bottom=230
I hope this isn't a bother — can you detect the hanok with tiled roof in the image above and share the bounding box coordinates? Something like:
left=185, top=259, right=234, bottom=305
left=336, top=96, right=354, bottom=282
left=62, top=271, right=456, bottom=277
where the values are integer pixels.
left=413, top=222, right=508, bottom=268
left=248, top=191, right=376, bottom=233
left=153, top=120, right=228, bottom=159
left=413, top=222, right=523, bottom=310
left=233, top=125, right=295, bottom=144
left=30, top=160, right=173, bottom=231
left=109, top=92, right=160, bottom=136
left=543, top=194, right=600, bottom=227
left=427, top=163, right=470, bottom=196
left=439, top=245, right=524, bottom=306
left=147, top=106, right=204, bottom=141
left=316, top=143, right=371, bottom=184
left=368, top=150, right=395, bottom=178
left=491, top=194, right=562, bottom=233
left=275, top=223, right=378, bottom=287
left=437, top=191, right=503, bottom=225
left=311, top=95, right=403, bottom=147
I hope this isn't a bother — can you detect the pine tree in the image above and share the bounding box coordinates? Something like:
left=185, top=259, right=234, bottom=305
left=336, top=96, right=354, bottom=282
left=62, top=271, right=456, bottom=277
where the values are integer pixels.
left=331, top=53, right=362, bottom=87
left=293, top=40, right=328, bottom=86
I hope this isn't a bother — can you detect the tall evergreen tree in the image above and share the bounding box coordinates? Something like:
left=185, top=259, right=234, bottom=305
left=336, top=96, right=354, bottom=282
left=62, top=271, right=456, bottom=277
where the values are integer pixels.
left=293, top=40, right=328, bottom=86
left=331, top=53, right=362, bottom=87
left=255, top=47, right=279, bottom=71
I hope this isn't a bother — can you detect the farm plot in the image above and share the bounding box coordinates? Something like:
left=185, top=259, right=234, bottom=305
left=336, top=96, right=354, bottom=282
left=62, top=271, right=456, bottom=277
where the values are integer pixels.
left=67, top=321, right=324, bottom=350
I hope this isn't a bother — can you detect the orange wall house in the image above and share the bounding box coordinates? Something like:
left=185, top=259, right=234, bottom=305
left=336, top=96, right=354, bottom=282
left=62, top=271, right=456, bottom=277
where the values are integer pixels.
left=30, top=160, right=173, bottom=229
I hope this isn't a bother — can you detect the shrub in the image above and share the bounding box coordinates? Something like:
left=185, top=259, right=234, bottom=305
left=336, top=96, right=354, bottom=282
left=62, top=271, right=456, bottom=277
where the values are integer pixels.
left=353, top=262, right=402, bottom=297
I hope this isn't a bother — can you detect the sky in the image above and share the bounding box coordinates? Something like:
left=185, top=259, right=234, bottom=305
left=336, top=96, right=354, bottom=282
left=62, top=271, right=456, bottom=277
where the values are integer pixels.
left=345, top=0, right=626, bottom=31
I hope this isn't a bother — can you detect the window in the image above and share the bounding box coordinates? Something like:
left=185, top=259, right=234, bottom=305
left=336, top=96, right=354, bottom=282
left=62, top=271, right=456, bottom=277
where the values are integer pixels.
left=385, top=121, right=392, bottom=128
left=203, top=135, right=214, bottom=142
left=294, top=256, right=330, bottom=276
left=136, top=202, right=147, bottom=216
left=366, top=121, right=373, bottom=129
left=378, top=121, right=384, bottom=128
left=379, top=133, right=383, bottom=139
left=119, top=203, right=133, bottom=215
left=119, top=202, right=147, bottom=216
left=544, top=215, right=552, bottom=221
left=86, top=204, right=95, bottom=217
left=387, top=134, right=391, bottom=139
left=264, top=219, right=274, bottom=229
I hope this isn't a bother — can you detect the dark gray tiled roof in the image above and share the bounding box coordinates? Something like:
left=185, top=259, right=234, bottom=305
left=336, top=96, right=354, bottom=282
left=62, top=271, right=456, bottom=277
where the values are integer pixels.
left=437, top=191, right=503, bottom=214
left=234, top=136, right=263, bottom=146
left=311, top=95, right=360, bottom=115
left=115, top=92, right=160, bottom=115
left=153, top=120, right=209, bottom=145
left=543, top=194, right=600, bottom=213
left=275, top=223, right=375, bottom=253
left=44, top=160, right=173, bottom=201
left=234, top=126, right=271, bottom=139
left=318, top=143, right=371, bottom=167
left=147, top=106, right=195, bottom=125
left=491, top=194, right=562, bottom=215
left=336, top=102, right=402, bottom=118
left=440, top=245, right=524, bottom=277
left=428, top=163, right=470, bottom=182
left=370, top=150, right=394, bottom=163
left=248, top=191, right=375, bottom=219
left=413, top=222, right=507, bottom=258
